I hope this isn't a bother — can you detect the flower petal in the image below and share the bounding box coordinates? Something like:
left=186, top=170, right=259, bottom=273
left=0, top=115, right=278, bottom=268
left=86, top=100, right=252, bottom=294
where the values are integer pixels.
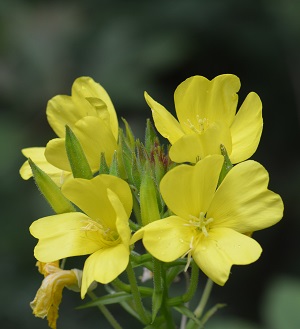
left=174, top=75, right=240, bottom=128
left=229, top=92, right=263, bottom=163
left=145, top=91, right=185, bottom=144
left=169, top=122, right=232, bottom=163
left=160, top=155, right=223, bottom=219
left=81, top=244, right=130, bottom=298
left=140, top=216, right=193, bottom=262
left=45, top=116, right=118, bottom=172
left=30, top=213, right=103, bottom=262
left=62, top=175, right=132, bottom=228
left=193, top=227, right=262, bottom=285
left=71, top=77, right=119, bottom=140
left=46, top=95, right=96, bottom=138
left=107, top=188, right=131, bottom=245
left=208, top=160, right=284, bottom=232
left=45, top=138, right=72, bottom=172
left=20, top=147, right=69, bottom=186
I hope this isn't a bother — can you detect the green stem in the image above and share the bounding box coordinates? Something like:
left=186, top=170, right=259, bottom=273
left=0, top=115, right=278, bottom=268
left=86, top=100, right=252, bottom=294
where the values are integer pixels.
left=167, top=261, right=199, bottom=306
left=126, top=260, right=150, bottom=325
left=160, top=263, right=176, bottom=329
left=87, top=291, right=123, bottom=329
left=193, top=278, right=213, bottom=319
left=112, top=277, right=153, bottom=296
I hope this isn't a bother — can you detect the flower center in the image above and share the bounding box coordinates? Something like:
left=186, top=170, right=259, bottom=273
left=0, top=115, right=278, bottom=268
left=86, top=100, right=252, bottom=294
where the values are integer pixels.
left=186, top=212, right=214, bottom=237
left=81, top=218, right=119, bottom=245
left=184, top=116, right=210, bottom=134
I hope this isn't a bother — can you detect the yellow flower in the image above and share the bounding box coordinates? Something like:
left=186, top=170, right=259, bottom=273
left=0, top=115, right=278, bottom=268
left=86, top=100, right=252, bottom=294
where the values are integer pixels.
left=20, top=77, right=118, bottom=184
left=132, top=155, right=283, bottom=285
left=145, top=74, right=262, bottom=163
left=30, top=175, right=132, bottom=298
left=30, top=261, right=81, bottom=329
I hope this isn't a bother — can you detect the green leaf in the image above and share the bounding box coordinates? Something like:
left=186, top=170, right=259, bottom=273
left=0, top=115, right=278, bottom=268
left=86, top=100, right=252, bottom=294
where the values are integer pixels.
left=174, top=305, right=202, bottom=326
left=65, top=125, right=93, bottom=179
left=77, top=292, right=132, bottom=309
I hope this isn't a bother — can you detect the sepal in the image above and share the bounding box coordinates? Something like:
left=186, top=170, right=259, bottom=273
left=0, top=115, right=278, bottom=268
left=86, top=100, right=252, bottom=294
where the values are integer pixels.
left=28, top=158, right=75, bottom=214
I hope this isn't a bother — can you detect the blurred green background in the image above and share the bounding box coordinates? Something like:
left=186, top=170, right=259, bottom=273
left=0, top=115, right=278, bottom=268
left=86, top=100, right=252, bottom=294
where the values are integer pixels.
left=1, top=0, right=300, bottom=328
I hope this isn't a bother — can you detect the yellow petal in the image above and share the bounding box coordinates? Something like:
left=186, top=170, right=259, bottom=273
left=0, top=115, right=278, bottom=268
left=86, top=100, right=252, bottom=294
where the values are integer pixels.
left=192, top=228, right=262, bottom=285
left=169, top=122, right=232, bottom=163
left=45, top=117, right=118, bottom=172
left=30, top=213, right=104, bottom=262
left=72, top=77, right=119, bottom=140
left=62, top=175, right=132, bottom=229
left=145, top=91, right=184, bottom=144
left=81, top=244, right=130, bottom=298
left=20, top=147, right=68, bottom=186
left=140, top=216, right=193, bottom=262
left=160, top=155, right=223, bottom=219
left=229, top=92, right=263, bottom=163
left=208, top=160, right=284, bottom=233
left=46, top=95, right=96, bottom=138
left=45, top=138, right=72, bottom=172
left=107, top=188, right=131, bottom=245
left=174, top=75, right=240, bottom=128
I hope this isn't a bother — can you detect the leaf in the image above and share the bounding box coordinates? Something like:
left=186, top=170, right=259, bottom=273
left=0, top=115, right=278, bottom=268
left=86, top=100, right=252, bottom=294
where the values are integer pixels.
left=77, top=292, right=132, bottom=309
left=174, top=305, right=202, bottom=326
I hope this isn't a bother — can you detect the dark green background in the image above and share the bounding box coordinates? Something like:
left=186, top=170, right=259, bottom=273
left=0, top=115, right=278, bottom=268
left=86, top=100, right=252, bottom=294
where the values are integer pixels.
left=1, top=0, right=300, bottom=328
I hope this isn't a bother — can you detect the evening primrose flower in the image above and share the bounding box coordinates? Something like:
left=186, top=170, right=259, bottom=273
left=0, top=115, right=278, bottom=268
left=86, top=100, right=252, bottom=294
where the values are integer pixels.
left=30, top=175, right=132, bottom=298
left=145, top=74, right=262, bottom=163
left=20, top=77, right=118, bottom=184
left=132, top=155, right=283, bottom=285
left=30, top=261, right=82, bottom=329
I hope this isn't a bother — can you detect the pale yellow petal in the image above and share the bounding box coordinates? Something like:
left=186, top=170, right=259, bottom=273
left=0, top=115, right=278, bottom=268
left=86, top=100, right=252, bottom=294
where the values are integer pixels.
left=72, top=77, right=119, bottom=140
left=229, top=92, right=263, bottom=163
left=45, top=117, right=118, bottom=172
left=46, top=95, right=96, bottom=138
left=160, top=156, right=223, bottom=219
left=73, top=116, right=117, bottom=170
left=62, top=176, right=116, bottom=229
left=169, top=122, right=232, bottom=163
left=145, top=91, right=184, bottom=144
left=174, top=75, right=240, bottom=128
left=20, top=147, right=69, bottom=186
left=62, top=175, right=132, bottom=229
left=141, top=216, right=193, bottom=262
left=107, top=188, right=131, bottom=245
left=96, top=175, right=133, bottom=217
left=30, top=213, right=104, bottom=262
left=208, top=160, right=284, bottom=233
left=193, top=228, right=262, bottom=285
left=81, top=244, right=130, bottom=298
left=45, top=138, right=72, bottom=172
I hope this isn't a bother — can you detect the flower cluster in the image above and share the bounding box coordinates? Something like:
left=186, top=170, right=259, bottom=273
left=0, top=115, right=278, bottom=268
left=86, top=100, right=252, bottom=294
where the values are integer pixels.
left=21, top=74, right=283, bottom=329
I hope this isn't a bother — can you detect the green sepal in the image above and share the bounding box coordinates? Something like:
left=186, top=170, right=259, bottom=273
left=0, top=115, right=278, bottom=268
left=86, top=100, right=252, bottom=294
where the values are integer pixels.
left=28, top=158, right=75, bottom=214
left=140, top=162, right=160, bottom=226
left=109, top=151, right=120, bottom=177
left=218, top=144, right=233, bottom=186
left=145, top=119, right=158, bottom=155
left=121, top=117, right=135, bottom=151
left=77, top=292, right=132, bottom=309
left=65, top=125, right=93, bottom=179
left=99, top=152, right=109, bottom=175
